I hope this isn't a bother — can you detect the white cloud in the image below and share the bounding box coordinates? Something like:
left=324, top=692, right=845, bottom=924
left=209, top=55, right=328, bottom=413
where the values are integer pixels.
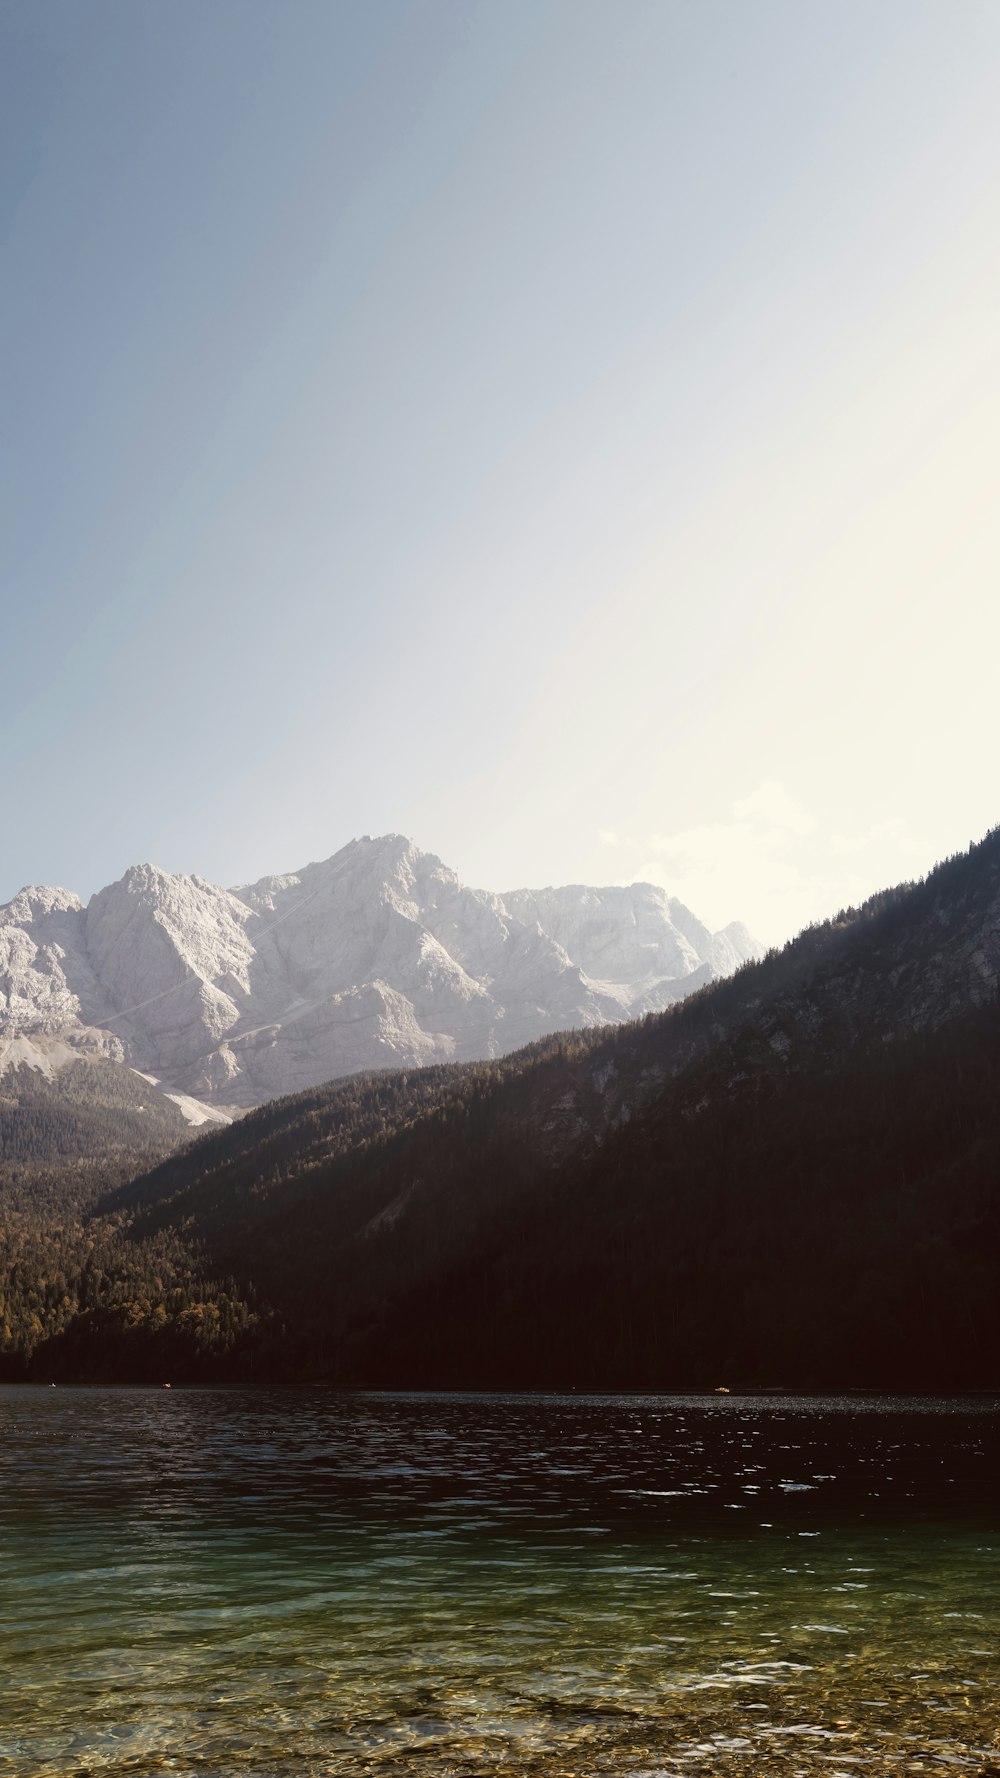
left=732, top=780, right=817, bottom=837
left=598, top=780, right=820, bottom=940
left=828, top=816, right=909, bottom=856
left=602, top=784, right=920, bottom=945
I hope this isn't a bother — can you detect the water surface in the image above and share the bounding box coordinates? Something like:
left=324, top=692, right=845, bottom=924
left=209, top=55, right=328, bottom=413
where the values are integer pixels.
left=0, top=1389, right=997, bottom=1775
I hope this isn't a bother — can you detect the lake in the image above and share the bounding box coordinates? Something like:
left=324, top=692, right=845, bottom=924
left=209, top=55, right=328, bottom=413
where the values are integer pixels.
left=0, top=1389, right=997, bottom=1776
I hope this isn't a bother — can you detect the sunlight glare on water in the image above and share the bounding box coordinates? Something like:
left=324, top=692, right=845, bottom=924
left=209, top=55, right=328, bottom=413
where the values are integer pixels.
left=0, top=1389, right=997, bottom=1776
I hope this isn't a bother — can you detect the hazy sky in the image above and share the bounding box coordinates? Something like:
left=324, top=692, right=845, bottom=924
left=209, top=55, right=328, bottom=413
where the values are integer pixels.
left=3, top=0, right=999, bottom=942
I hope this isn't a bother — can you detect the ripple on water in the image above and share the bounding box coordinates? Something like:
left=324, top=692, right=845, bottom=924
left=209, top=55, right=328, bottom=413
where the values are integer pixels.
left=0, top=1388, right=997, bottom=1775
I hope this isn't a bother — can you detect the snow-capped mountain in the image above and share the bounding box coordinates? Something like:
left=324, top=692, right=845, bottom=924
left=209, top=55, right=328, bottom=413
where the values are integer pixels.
left=0, top=836, right=762, bottom=1114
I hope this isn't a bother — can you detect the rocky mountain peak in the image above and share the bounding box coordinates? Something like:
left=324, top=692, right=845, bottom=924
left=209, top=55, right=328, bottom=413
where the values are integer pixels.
left=1, top=884, right=84, bottom=923
left=1, top=836, right=763, bottom=1110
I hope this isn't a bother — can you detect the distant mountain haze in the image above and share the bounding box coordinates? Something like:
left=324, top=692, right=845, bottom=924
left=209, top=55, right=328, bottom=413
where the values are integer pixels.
left=0, top=836, right=761, bottom=1114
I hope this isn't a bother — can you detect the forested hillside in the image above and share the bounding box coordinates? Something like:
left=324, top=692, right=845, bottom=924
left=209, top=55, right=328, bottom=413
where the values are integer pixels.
left=0, top=1062, right=271, bottom=1378
left=2, top=830, right=999, bottom=1386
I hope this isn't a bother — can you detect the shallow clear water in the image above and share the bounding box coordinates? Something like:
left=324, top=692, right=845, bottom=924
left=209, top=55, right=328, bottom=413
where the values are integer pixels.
left=0, top=1389, right=997, bottom=1776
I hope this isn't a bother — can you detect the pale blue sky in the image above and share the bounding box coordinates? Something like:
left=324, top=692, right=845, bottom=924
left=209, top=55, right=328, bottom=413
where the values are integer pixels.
left=3, top=0, right=999, bottom=940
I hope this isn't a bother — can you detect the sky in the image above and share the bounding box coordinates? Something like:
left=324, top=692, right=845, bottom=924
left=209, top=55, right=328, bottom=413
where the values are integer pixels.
left=2, top=0, right=999, bottom=944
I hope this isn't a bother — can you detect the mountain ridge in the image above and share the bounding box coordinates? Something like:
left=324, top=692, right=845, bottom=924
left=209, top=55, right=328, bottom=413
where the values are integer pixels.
left=1, top=825, right=998, bottom=1385
left=0, top=835, right=761, bottom=1112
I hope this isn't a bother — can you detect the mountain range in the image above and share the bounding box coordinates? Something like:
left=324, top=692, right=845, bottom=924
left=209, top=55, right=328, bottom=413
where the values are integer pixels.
left=0, top=836, right=759, bottom=1116
left=2, top=824, right=997, bottom=1388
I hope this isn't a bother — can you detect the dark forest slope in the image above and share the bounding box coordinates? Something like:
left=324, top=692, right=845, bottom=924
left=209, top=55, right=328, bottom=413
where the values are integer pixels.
left=0, top=1062, right=268, bottom=1378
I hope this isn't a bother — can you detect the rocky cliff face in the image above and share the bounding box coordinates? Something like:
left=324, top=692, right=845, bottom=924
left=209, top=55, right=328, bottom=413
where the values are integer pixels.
left=0, top=836, right=761, bottom=1111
